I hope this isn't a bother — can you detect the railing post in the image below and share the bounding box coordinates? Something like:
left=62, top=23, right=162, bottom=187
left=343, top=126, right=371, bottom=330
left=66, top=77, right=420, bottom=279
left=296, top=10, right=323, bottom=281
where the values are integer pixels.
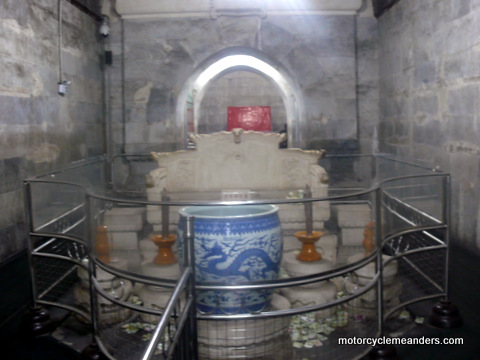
left=184, top=215, right=198, bottom=360
left=81, top=194, right=107, bottom=360
left=443, top=174, right=451, bottom=301
left=375, top=186, right=384, bottom=337
left=23, top=181, right=55, bottom=336
left=24, top=181, right=38, bottom=308
left=368, top=186, right=400, bottom=359
left=427, top=173, right=462, bottom=329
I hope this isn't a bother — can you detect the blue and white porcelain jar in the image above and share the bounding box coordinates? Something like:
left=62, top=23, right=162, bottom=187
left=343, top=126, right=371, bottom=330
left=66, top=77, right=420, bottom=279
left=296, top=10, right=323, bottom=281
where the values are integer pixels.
left=178, top=204, right=283, bottom=314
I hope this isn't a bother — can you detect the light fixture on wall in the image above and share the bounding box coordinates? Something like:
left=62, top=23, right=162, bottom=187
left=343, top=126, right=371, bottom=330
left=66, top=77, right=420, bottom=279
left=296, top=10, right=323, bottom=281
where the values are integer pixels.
left=99, top=16, right=110, bottom=38
left=58, top=80, right=71, bottom=96
left=57, top=0, right=70, bottom=96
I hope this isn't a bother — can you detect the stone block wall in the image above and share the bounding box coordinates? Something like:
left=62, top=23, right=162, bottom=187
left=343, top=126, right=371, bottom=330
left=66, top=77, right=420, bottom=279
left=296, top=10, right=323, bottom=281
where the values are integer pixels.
left=377, top=0, right=480, bottom=248
left=357, top=15, right=380, bottom=152
left=107, top=9, right=379, bottom=153
left=0, top=0, right=382, bottom=260
left=0, top=0, right=103, bottom=261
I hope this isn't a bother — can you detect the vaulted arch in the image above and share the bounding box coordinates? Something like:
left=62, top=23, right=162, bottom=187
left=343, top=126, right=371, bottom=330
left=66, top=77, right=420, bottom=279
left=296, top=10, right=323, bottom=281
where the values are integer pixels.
left=176, top=47, right=304, bottom=148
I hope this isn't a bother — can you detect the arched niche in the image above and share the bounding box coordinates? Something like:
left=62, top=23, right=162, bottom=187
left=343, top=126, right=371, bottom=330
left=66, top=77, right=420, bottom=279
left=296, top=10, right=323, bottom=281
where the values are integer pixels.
left=176, top=47, right=304, bottom=148
left=197, top=70, right=286, bottom=134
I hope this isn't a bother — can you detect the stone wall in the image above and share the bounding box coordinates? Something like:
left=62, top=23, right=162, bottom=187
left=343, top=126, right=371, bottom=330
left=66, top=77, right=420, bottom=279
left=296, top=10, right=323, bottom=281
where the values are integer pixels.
left=357, top=15, right=379, bottom=152
left=378, top=0, right=480, bottom=248
left=109, top=10, right=379, bottom=153
left=0, top=0, right=103, bottom=261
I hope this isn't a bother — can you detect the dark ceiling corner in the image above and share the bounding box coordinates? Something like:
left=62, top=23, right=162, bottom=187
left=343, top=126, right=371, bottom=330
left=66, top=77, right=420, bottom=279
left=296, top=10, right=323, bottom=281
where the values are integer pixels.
left=372, top=0, right=402, bottom=18
left=67, top=0, right=103, bottom=21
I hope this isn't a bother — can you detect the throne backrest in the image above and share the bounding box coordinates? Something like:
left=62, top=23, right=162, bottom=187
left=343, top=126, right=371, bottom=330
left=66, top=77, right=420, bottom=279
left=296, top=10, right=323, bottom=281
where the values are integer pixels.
left=148, top=129, right=327, bottom=193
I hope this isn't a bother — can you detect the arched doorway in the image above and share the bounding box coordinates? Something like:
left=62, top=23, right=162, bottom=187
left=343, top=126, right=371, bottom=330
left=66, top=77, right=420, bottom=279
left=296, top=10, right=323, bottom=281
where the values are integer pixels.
left=197, top=70, right=285, bottom=134
left=176, top=48, right=303, bottom=148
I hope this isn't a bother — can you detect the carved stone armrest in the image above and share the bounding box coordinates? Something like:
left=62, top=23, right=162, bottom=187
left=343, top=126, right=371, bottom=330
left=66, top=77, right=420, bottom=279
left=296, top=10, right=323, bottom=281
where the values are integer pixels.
left=146, top=167, right=167, bottom=190
left=309, top=164, right=329, bottom=197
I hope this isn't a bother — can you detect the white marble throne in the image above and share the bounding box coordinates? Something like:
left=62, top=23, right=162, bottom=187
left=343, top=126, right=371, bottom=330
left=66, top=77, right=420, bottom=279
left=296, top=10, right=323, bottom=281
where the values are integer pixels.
left=145, top=129, right=331, bottom=255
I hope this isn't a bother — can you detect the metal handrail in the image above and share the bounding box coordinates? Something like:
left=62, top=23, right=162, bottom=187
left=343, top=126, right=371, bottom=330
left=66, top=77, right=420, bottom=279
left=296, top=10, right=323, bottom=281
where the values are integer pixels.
left=197, top=273, right=380, bottom=321
left=25, top=158, right=450, bottom=209
left=23, top=154, right=452, bottom=360
left=141, top=267, right=193, bottom=360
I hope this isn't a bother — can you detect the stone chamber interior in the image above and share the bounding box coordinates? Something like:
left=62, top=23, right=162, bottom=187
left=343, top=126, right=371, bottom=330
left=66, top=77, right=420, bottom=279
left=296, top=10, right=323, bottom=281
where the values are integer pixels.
left=1, top=0, right=480, bottom=359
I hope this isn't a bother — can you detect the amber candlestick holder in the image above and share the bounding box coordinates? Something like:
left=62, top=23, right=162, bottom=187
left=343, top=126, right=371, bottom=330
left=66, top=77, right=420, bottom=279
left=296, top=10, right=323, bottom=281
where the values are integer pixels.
left=295, top=230, right=324, bottom=262
left=151, top=233, right=177, bottom=265
left=295, top=184, right=323, bottom=262
left=95, top=225, right=111, bottom=263
left=362, top=222, right=375, bottom=256
left=151, top=188, right=177, bottom=265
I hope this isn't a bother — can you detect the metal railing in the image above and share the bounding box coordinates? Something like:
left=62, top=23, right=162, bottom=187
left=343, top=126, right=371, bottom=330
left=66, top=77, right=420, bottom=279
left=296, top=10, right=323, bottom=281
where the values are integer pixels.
left=23, top=154, right=452, bottom=360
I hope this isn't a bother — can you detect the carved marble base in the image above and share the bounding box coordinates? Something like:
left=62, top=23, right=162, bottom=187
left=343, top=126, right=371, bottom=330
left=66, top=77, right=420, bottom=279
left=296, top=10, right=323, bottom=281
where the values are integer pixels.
left=75, top=257, right=133, bottom=325
left=283, top=251, right=334, bottom=288
left=138, top=261, right=182, bottom=322
left=347, top=253, right=398, bottom=285
left=281, top=281, right=337, bottom=320
left=281, top=247, right=337, bottom=319
left=346, top=293, right=401, bottom=320
left=77, top=257, right=128, bottom=288
left=74, top=280, right=133, bottom=325
left=198, top=294, right=291, bottom=359
left=345, top=252, right=402, bottom=320
left=345, top=279, right=402, bottom=304
left=137, top=285, right=177, bottom=323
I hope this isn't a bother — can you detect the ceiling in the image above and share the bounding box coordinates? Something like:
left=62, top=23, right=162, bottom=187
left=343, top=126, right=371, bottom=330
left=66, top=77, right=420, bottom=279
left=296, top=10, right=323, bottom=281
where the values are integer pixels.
left=114, top=0, right=366, bottom=19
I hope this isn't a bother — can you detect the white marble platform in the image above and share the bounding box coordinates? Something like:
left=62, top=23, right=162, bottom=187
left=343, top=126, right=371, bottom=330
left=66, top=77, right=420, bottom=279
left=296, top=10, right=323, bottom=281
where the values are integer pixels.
left=104, top=207, right=146, bottom=232
left=334, top=204, right=372, bottom=228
